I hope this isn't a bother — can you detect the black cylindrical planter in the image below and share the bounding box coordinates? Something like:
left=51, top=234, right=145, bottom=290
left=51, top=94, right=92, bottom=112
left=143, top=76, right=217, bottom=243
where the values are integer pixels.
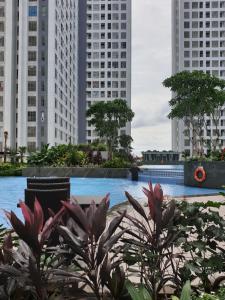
left=130, top=167, right=140, bottom=181
left=25, top=177, right=70, bottom=220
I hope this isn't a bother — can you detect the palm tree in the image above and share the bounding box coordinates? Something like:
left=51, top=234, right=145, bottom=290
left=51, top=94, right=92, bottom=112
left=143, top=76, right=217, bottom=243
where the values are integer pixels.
left=9, top=148, right=18, bottom=164
left=18, top=146, right=26, bottom=164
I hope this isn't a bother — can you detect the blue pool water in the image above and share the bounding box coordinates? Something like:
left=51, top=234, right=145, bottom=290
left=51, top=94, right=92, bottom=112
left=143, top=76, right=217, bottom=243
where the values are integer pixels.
left=141, top=165, right=184, bottom=170
left=0, top=177, right=223, bottom=226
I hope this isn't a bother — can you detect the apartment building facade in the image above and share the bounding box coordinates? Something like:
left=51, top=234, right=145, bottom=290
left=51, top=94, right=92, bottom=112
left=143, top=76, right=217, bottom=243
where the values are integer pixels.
left=172, top=0, right=225, bottom=155
left=0, top=0, right=78, bottom=152
left=78, top=0, right=132, bottom=144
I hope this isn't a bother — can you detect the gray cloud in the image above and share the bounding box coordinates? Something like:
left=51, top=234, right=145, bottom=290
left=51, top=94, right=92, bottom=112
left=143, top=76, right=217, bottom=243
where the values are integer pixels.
left=131, top=0, right=172, bottom=154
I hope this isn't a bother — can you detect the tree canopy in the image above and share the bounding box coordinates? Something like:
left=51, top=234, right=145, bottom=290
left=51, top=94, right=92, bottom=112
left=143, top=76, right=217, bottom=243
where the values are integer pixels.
left=163, top=71, right=225, bottom=119
left=86, top=99, right=134, bottom=159
left=163, top=71, right=225, bottom=153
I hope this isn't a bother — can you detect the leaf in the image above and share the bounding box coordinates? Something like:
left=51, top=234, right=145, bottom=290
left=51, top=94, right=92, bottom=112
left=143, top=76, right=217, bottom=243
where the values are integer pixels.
left=125, top=192, right=148, bottom=222
left=3, top=233, right=13, bottom=251
left=162, top=200, right=176, bottom=228
left=92, top=194, right=110, bottom=242
left=59, top=226, right=81, bottom=247
left=62, top=201, right=89, bottom=233
left=100, top=254, right=111, bottom=286
left=33, top=198, right=44, bottom=234
left=58, top=226, right=89, bottom=264
left=40, top=207, right=65, bottom=245
left=19, top=201, right=34, bottom=229
left=126, top=281, right=142, bottom=300
left=126, top=281, right=152, bottom=300
left=154, top=183, right=163, bottom=202
left=104, top=229, right=126, bottom=252
left=100, top=210, right=126, bottom=245
left=86, top=200, right=97, bottom=229
left=7, top=212, right=26, bottom=240
left=139, top=285, right=152, bottom=300
left=180, top=281, right=191, bottom=300
left=29, top=257, right=47, bottom=299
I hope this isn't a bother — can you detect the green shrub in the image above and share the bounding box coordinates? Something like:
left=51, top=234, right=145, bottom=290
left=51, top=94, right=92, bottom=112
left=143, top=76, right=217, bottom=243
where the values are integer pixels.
left=0, top=164, right=24, bottom=176
left=27, top=144, right=87, bottom=167
left=65, top=150, right=87, bottom=166
left=102, top=157, right=131, bottom=168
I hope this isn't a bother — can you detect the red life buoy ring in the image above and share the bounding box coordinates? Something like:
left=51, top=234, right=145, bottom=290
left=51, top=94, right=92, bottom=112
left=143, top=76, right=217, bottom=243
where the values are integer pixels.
left=194, top=166, right=206, bottom=183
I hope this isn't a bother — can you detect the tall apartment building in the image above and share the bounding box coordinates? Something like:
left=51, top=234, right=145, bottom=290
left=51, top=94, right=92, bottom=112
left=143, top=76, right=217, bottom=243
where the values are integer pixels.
left=0, top=0, right=78, bottom=152
left=78, top=0, right=132, bottom=144
left=172, top=0, right=225, bottom=155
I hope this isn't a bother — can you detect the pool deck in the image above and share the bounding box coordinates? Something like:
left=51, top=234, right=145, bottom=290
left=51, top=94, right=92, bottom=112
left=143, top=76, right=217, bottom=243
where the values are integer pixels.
left=174, top=194, right=225, bottom=203
left=110, top=193, right=225, bottom=217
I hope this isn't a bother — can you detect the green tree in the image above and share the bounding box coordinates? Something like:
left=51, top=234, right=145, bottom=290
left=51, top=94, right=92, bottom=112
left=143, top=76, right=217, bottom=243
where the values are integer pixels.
left=86, top=99, right=134, bottom=160
left=119, top=134, right=133, bottom=155
left=18, top=146, right=26, bottom=164
left=163, top=71, right=225, bottom=155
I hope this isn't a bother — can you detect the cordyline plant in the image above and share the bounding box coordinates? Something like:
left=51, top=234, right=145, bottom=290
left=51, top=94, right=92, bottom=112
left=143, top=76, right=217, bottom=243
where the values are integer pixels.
left=54, top=195, right=129, bottom=300
left=0, top=199, right=65, bottom=299
left=121, top=182, right=182, bottom=300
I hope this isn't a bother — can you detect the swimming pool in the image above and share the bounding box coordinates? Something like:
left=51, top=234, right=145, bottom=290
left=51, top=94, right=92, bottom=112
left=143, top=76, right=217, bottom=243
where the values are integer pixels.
left=0, top=176, right=223, bottom=226
left=141, top=165, right=184, bottom=170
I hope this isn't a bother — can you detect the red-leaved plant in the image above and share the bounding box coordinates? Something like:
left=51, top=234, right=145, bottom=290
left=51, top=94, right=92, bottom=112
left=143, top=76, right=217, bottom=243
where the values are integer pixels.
left=5, top=199, right=64, bottom=264
left=54, top=195, right=128, bottom=300
left=0, top=199, right=65, bottom=299
left=121, top=182, right=182, bottom=300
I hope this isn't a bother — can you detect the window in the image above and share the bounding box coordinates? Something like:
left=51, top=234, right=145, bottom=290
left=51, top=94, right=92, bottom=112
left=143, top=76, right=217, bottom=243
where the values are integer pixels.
left=28, top=81, right=36, bottom=91
left=0, top=7, right=4, bottom=17
left=28, top=66, right=36, bottom=76
left=184, top=61, right=190, bottom=67
left=0, top=51, right=4, bottom=62
left=184, top=51, right=190, bottom=58
left=29, top=21, right=37, bottom=31
left=184, top=41, right=190, bottom=48
left=28, top=111, right=36, bottom=122
left=184, top=12, right=189, bottom=19
left=27, top=126, right=36, bottom=137
left=28, top=51, right=36, bottom=61
left=28, top=6, right=37, bottom=17
left=0, top=22, right=4, bottom=32
left=121, top=91, right=126, bottom=98
left=184, top=22, right=190, bottom=29
left=28, top=96, right=36, bottom=106
left=0, top=66, right=4, bottom=77
left=28, top=36, right=37, bottom=46
left=27, top=142, right=36, bottom=152
left=0, top=36, right=4, bottom=47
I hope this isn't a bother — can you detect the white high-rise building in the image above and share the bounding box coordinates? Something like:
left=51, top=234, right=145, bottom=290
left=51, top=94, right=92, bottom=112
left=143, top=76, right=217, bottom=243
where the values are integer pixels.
left=172, top=0, right=225, bottom=156
left=78, top=0, right=132, bottom=144
left=0, top=0, right=78, bottom=152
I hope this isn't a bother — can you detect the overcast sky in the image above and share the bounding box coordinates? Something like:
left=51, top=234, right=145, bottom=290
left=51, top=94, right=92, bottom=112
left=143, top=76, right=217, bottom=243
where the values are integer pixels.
left=132, top=0, right=172, bottom=155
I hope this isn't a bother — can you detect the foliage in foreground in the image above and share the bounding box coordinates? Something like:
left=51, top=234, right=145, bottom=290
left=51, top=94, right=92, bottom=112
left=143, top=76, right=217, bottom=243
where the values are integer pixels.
left=1, top=184, right=225, bottom=299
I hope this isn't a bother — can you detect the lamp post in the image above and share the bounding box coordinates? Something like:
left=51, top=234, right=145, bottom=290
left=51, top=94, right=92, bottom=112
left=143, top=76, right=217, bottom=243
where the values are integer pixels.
left=3, top=131, right=8, bottom=163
